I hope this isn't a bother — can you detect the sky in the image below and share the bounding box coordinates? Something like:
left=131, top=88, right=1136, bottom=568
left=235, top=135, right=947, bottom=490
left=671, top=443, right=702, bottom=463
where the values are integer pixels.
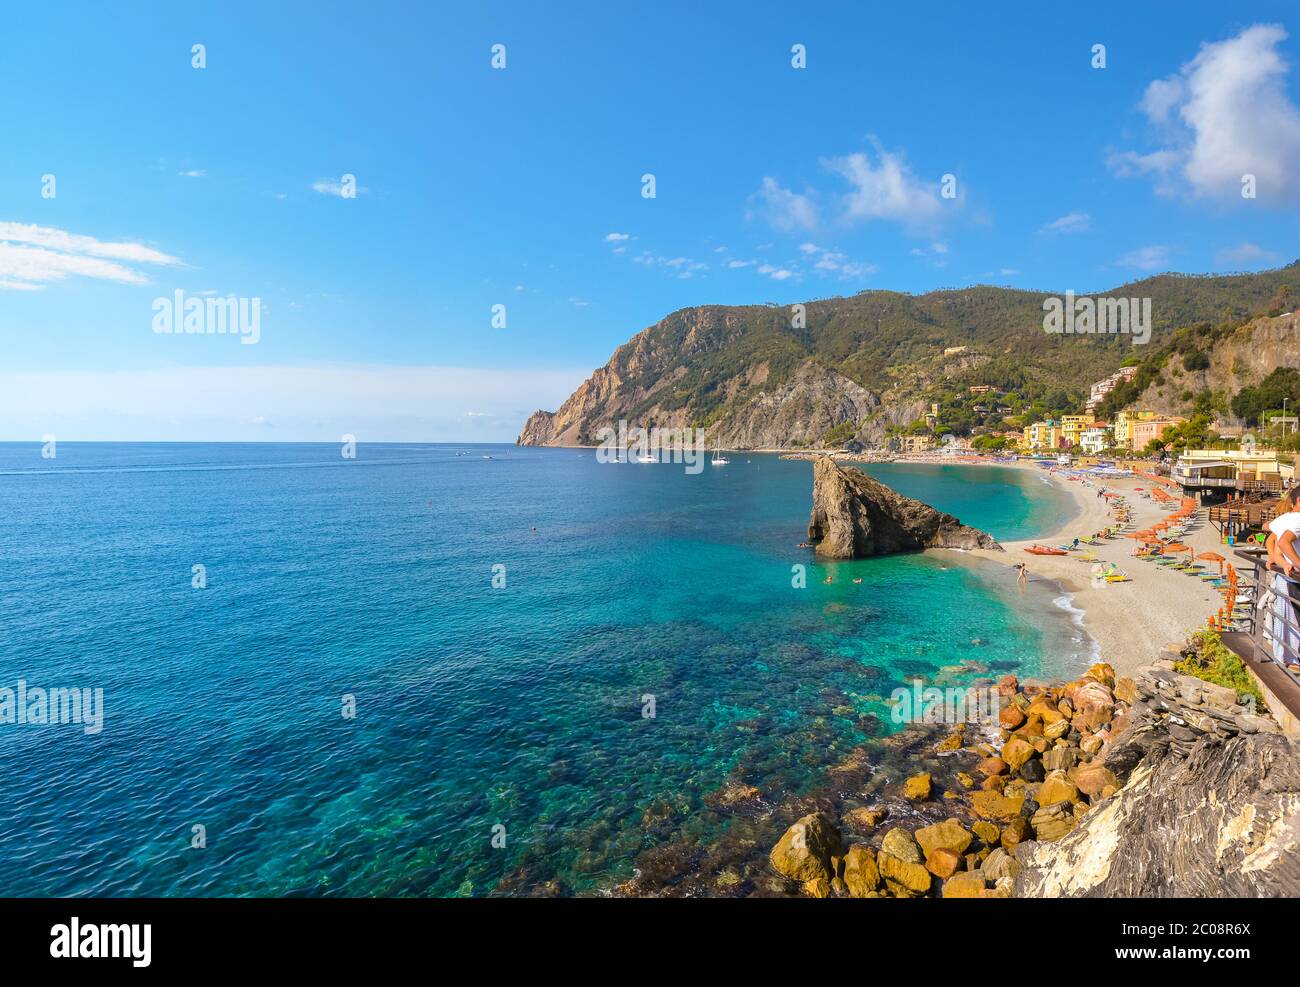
left=2, top=1, right=1299, bottom=441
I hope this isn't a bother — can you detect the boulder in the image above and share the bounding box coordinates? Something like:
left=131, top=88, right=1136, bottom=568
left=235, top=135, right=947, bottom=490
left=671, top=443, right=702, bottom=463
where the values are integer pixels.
left=803, top=876, right=831, bottom=898
left=941, top=872, right=987, bottom=898
left=770, top=812, right=843, bottom=883
left=972, top=820, right=1001, bottom=846
left=914, top=818, right=973, bottom=858
left=880, top=827, right=923, bottom=863
left=976, top=756, right=1008, bottom=778
left=999, top=706, right=1026, bottom=730
left=1074, top=763, right=1120, bottom=799
left=878, top=852, right=932, bottom=894
left=904, top=772, right=932, bottom=800
left=926, top=848, right=962, bottom=879
left=807, top=457, right=1002, bottom=557
left=1030, top=802, right=1077, bottom=842
left=1001, top=737, right=1036, bottom=772
left=981, top=847, right=1020, bottom=882
left=1037, top=771, right=1079, bottom=806
left=971, top=790, right=1025, bottom=821
left=841, top=844, right=880, bottom=897
left=842, top=806, right=888, bottom=830
left=1085, top=662, right=1116, bottom=688
left=1000, top=816, right=1031, bottom=850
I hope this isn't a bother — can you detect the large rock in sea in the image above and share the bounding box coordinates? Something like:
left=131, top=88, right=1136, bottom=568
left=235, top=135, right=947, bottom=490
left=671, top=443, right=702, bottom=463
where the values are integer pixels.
left=1015, top=734, right=1300, bottom=896
left=769, top=813, right=844, bottom=884
left=807, top=456, right=1002, bottom=558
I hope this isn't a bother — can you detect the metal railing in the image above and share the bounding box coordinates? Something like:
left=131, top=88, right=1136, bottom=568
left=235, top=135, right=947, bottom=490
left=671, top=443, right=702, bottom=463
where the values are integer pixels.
left=1234, top=549, right=1300, bottom=686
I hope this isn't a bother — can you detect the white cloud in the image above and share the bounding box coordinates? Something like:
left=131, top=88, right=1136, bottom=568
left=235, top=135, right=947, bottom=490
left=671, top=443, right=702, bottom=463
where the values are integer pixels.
left=0, top=223, right=181, bottom=290
left=311, top=177, right=367, bottom=197
left=1113, top=24, right=1300, bottom=202
left=178, top=169, right=206, bottom=178
left=822, top=140, right=943, bottom=231
left=746, top=176, right=818, bottom=231
left=727, top=259, right=756, bottom=269
left=1117, top=245, right=1170, bottom=271
left=568, top=297, right=590, bottom=307
left=1041, top=211, right=1092, bottom=234
left=603, top=232, right=631, bottom=242
left=1215, top=242, right=1281, bottom=267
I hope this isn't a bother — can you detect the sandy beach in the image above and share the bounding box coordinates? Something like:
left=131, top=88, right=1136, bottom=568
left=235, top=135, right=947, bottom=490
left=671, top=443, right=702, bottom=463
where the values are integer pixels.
left=933, top=459, right=1227, bottom=676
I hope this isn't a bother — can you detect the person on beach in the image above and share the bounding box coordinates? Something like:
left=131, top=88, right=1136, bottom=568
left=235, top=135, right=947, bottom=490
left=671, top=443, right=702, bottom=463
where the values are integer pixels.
left=1265, top=488, right=1300, bottom=668
left=1015, top=562, right=1028, bottom=588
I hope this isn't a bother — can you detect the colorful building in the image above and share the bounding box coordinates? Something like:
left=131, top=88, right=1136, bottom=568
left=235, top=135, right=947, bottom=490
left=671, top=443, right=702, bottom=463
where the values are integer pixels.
left=1021, top=420, right=1063, bottom=452
left=1059, top=414, right=1096, bottom=448
left=1080, top=423, right=1111, bottom=455
left=1130, top=417, right=1183, bottom=451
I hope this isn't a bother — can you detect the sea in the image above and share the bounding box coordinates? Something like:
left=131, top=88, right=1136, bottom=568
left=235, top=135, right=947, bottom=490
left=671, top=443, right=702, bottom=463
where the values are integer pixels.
left=0, top=442, right=1087, bottom=896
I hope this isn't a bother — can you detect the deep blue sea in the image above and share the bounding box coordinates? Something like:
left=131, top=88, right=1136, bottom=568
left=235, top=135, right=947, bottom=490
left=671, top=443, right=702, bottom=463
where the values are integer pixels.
left=0, top=443, right=1085, bottom=896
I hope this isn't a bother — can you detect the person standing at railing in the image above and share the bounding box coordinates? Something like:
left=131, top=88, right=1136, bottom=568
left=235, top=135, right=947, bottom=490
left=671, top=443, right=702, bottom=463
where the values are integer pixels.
left=1264, top=487, right=1300, bottom=668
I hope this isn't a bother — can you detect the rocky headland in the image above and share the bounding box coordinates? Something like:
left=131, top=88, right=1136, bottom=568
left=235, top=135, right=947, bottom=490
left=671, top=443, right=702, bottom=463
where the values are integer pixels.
left=807, top=456, right=1002, bottom=558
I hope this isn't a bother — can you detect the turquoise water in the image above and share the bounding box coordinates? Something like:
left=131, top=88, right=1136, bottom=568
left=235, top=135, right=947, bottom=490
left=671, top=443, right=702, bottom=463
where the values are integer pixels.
left=0, top=443, right=1083, bottom=896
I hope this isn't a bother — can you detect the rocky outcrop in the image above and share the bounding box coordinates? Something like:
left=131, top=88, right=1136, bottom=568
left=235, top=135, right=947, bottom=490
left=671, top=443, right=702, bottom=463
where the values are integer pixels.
left=1015, top=733, right=1300, bottom=897
left=807, top=456, right=1002, bottom=558
left=517, top=409, right=558, bottom=446
left=1015, top=661, right=1297, bottom=897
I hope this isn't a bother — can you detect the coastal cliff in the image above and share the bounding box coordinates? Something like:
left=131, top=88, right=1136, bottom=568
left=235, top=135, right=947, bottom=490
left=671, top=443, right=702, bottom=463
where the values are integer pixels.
left=517, top=268, right=1300, bottom=450
left=807, top=456, right=1002, bottom=557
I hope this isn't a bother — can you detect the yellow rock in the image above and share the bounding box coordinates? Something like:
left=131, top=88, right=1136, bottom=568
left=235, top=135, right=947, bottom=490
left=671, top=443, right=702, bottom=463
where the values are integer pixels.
left=1085, top=662, right=1116, bottom=689
left=877, top=851, right=932, bottom=894
left=903, top=772, right=932, bottom=800
left=803, top=876, right=831, bottom=898
left=972, top=821, right=1000, bottom=845
left=841, top=844, right=879, bottom=897
left=970, top=790, right=1025, bottom=820
left=941, top=871, right=987, bottom=898
left=1037, top=771, right=1079, bottom=807
left=1001, top=737, right=1035, bottom=771
left=914, top=818, right=973, bottom=857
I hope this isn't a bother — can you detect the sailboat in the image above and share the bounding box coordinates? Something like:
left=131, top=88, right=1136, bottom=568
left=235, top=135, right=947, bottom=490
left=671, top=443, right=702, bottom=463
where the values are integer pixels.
left=710, top=447, right=730, bottom=466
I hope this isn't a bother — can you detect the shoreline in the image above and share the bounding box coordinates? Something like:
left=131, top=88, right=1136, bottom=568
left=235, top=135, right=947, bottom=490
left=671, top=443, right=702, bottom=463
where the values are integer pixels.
left=930, top=459, right=1220, bottom=676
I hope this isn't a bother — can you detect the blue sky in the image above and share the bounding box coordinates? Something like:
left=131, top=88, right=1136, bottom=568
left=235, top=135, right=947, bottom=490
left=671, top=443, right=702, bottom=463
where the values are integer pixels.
left=2, top=1, right=1298, bottom=440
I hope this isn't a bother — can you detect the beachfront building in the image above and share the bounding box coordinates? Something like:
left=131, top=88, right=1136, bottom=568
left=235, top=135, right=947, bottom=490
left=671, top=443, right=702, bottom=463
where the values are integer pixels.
left=1130, top=417, right=1184, bottom=452
left=1080, top=423, right=1111, bottom=455
left=1113, top=409, right=1162, bottom=450
left=1173, top=448, right=1295, bottom=496
left=900, top=435, right=937, bottom=454
left=1084, top=366, right=1139, bottom=412
left=1020, top=420, right=1063, bottom=452
left=1059, top=414, right=1096, bottom=449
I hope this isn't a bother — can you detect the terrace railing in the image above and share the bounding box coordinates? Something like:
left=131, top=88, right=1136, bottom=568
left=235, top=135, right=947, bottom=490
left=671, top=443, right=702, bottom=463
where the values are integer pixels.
left=1233, top=548, right=1300, bottom=688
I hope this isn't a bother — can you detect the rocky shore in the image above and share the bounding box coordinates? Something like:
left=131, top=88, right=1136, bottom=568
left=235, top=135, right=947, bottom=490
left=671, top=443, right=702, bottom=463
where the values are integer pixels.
left=765, top=645, right=1295, bottom=898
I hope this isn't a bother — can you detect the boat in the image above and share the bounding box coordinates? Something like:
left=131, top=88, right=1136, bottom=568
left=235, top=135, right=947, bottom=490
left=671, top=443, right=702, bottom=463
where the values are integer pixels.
left=1025, top=545, right=1068, bottom=556
left=710, top=451, right=730, bottom=466
left=635, top=453, right=656, bottom=463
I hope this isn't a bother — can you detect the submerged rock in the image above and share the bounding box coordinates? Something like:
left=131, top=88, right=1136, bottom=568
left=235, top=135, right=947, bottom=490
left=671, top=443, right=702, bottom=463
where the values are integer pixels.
left=806, top=456, right=1002, bottom=558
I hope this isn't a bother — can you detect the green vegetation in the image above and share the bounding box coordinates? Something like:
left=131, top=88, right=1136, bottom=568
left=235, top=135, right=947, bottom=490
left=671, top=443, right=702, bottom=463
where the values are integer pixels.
left=607, top=264, right=1300, bottom=429
left=820, top=419, right=857, bottom=447
left=1175, top=631, right=1267, bottom=712
left=1230, top=367, right=1300, bottom=426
